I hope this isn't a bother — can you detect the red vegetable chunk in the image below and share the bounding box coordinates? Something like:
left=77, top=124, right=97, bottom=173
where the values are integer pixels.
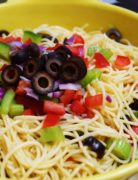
left=85, top=94, right=103, bottom=109
left=94, top=52, right=110, bottom=68
left=114, top=55, right=130, bottom=68
left=23, top=108, right=34, bottom=115
left=43, top=114, right=60, bottom=128
left=132, top=126, right=138, bottom=135
left=44, top=100, right=65, bottom=115
left=70, top=100, right=86, bottom=115
left=73, top=34, right=84, bottom=44
left=60, top=90, right=76, bottom=106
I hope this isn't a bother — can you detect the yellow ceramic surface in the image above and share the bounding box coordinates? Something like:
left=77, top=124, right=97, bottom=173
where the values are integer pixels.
left=0, top=0, right=138, bottom=179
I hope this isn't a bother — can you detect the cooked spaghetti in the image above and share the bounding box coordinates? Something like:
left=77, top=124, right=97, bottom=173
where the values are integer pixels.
left=0, top=24, right=138, bottom=180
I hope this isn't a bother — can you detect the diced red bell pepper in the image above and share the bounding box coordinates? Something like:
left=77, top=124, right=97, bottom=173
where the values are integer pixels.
left=94, top=52, right=110, bottom=68
left=73, top=90, right=83, bottom=101
left=16, top=80, right=31, bottom=95
left=43, top=113, right=60, bottom=128
left=70, top=100, right=86, bottom=115
left=82, top=57, right=89, bottom=68
left=67, top=45, right=84, bottom=57
left=60, top=90, right=76, bottom=106
left=44, top=100, right=65, bottom=115
left=23, top=108, right=34, bottom=115
left=86, top=109, right=95, bottom=118
left=0, top=36, right=21, bottom=43
left=24, top=39, right=32, bottom=45
left=16, top=95, right=44, bottom=115
left=132, top=126, right=138, bottom=135
left=85, top=94, right=103, bottom=109
left=73, top=34, right=84, bottom=44
left=114, top=55, right=131, bottom=68
left=47, top=43, right=62, bottom=51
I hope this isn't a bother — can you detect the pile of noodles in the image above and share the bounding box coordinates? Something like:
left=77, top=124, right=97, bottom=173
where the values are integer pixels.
left=0, top=24, right=138, bottom=180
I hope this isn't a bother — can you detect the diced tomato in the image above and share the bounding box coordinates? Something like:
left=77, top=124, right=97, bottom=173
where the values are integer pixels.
left=132, top=126, right=138, bottom=135
left=0, top=64, right=8, bottom=72
left=60, top=90, right=76, bottom=106
left=82, top=57, right=89, bottom=68
left=44, top=100, right=65, bottom=115
left=16, top=95, right=44, bottom=115
left=94, top=52, right=110, bottom=68
left=86, top=109, right=95, bottom=118
left=66, top=157, right=75, bottom=162
left=0, top=36, right=21, bottom=43
left=67, top=45, right=84, bottom=57
left=114, top=55, right=131, bottom=68
left=85, top=94, right=103, bottom=109
left=16, top=80, right=31, bottom=95
left=23, top=109, right=34, bottom=115
left=43, top=114, right=60, bottom=128
left=74, top=90, right=83, bottom=101
left=73, top=34, right=84, bottom=44
left=70, top=100, right=86, bottom=115
left=24, top=39, right=32, bottom=45
left=47, top=43, right=62, bottom=51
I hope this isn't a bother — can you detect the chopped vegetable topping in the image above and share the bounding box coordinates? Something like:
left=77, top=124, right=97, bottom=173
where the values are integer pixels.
left=9, top=104, right=24, bottom=117
left=106, top=138, right=131, bottom=160
left=40, top=126, right=64, bottom=143
left=85, top=94, right=103, bottom=109
left=114, top=55, right=131, bottom=68
left=43, top=114, right=60, bottom=128
left=70, top=100, right=86, bottom=115
left=94, top=52, right=110, bottom=68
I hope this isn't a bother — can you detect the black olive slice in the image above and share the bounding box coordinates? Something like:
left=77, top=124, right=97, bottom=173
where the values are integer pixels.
left=10, top=49, right=29, bottom=65
left=0, top=30, right=9, bottom=37
left=38, top=33, right=58, bottom=43
left=129, top=99, right=138, bottom=111
left=55, top=46, right=72, bottom=60
left=23, top=59, right=39, bottom=79
left=70, top=56, right=87, bottom=79
left=45, top=58, right=63, bottom=78
left=26, top=42, right=40, bottom=58
left=83, top=136, right=106, bottom=159
left=32, top=71, right=54, bottom=95
left=1, top=65, right=21, bottom=85
left=61, top=56, right=87, bottom=82
left=106, top=28, right=122, bottom=42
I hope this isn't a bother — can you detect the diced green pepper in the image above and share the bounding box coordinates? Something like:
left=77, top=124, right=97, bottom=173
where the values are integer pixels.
left=9, top=104, right=24, bottom=117
left=40, top=126, right=64, bottom=143
left=23, top=31, right=42, bottom=44
left=106, top=138, right=131, bottom=160
left=87, top=46, right=97, bottom=57
left=0, top=89, right=15, bottom=114
left=79, top=69, right=102, bottom=88
left=99, top=48, right=113, bottom=60
left=134, top=111, right=138, bottom=118
left=0, top=42, right=10, bottom=61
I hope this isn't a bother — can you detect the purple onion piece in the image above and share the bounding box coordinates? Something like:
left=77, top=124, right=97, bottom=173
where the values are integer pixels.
left=65, top=35, right=75, bottom=45
left=53, top=80, right=60, bottom=91
left=78, top=46, right=84, bottom=57
left=106, top=95, right=112, bottom=103
left=23, top=87, right=39, bottom=100
left=8, top=41, right=23, bottom=50
left=47, top=91, right=63, bottom=98
left=20, top=76, right=31, bottom=82
left=59, top=83, right=82, bottom=90
left=0, top=87, right=5, bottom=100
left=16, top=65, right=23, bottom=71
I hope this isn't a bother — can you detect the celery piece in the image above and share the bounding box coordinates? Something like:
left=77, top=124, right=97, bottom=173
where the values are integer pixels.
left=106, top=138, right=131, bottom=160
left=87, top=46, right=97, bottom=57
left=99, top=48, right=113, bottom=60
left=134, top=111, right=138, bottom=118
left=79, top=69, right=102, bottom=88
left=0, top=89, right=15, bottom=114
left=40, top=126, right=64, bottom=143
left=9, top=104, right=24, bottom=117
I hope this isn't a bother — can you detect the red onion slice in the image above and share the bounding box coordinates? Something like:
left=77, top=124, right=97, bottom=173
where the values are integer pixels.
left=0, top=87, right=5, bottom=100
left=106, top=95, right=112, bottom=103
left=47, top=91, right=63, bottom=98
left=23, top=87, right=39, bottom=100
left=59, top=83, right=81, bottom=90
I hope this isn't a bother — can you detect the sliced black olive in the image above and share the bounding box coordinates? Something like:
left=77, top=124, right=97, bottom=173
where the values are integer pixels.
left=38, top=33, right=58, bottom=43
left=47, top=52, right=64, bottom=61
left=106, top=28, right=122, bottom=42
left=129, top=99, right=138, bottom=111
left=0, top=30, right=9, bottom=37
left=1, top=65, right=21, bottom=85
left=45, top=58, right=63, bottom=79
left=55, top=46, right=72, bottom=60
left=32, top=71, right=54, bottom=95
left=10, top=49, right=29, bottom=65
left=83, top=136, right=106, bottom=159
left=26, top=42, right=40, bottom=58
left=23, top=59, right=40, bottom=79
left=60, top=56, right=87, bottom=82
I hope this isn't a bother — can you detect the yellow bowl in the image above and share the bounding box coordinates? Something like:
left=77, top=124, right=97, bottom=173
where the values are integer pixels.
left=0, top=0, right=138, bottom=179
